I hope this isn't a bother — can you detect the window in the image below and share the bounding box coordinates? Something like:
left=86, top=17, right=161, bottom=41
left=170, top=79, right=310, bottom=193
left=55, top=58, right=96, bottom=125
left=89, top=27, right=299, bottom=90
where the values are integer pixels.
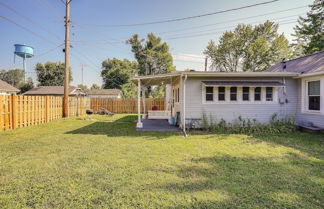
left=266, top=87, right=273, bottom=101
left=243, top=87, right=249, bottom=101
left=308, top=81, right=320, bottom=111
left=254, top=87, right=261, bottom=101
left=230, top=87, right=237, bottom=101
left=206, top=87, right=214, bottom=101
left=218, top=87, right=225, bottom=101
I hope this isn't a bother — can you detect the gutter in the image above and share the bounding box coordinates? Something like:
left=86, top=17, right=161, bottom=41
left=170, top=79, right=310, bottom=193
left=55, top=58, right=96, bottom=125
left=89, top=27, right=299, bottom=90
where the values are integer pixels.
left=294, top=71, right=324, bottom=78
left=180, top=71, right=300, bottom=77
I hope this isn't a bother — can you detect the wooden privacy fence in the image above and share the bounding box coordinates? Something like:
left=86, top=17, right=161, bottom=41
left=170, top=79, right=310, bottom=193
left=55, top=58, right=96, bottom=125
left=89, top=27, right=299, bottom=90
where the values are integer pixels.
left=90, top=98, right=165, bottom=113
left=0, top=95, right=90, bottom=131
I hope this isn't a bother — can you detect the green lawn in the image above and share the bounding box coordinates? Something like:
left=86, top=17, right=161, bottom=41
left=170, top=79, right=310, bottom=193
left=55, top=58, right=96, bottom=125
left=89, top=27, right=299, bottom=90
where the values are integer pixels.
left=0, top=114, right=323, bottom=209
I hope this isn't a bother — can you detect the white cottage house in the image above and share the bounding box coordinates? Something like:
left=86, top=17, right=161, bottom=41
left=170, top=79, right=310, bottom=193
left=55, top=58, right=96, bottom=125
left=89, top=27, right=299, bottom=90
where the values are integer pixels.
left=133, top=51, right=324, bottom=131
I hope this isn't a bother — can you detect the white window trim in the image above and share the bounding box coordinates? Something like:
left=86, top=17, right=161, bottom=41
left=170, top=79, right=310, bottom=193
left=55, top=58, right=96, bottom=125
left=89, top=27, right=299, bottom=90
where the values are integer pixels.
left=301, top=76, right=324, bottom=115
left=202, top=85, right=279, bottom=105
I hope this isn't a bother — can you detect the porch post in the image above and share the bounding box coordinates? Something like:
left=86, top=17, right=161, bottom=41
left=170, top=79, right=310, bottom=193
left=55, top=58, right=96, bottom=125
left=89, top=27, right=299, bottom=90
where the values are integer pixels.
left=136, top=79, right=143, bottom=128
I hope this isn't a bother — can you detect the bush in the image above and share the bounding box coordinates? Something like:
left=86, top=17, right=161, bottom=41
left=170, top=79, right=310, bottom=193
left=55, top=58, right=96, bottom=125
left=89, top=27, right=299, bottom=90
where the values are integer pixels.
left=200, top=112, right=296, bottom=134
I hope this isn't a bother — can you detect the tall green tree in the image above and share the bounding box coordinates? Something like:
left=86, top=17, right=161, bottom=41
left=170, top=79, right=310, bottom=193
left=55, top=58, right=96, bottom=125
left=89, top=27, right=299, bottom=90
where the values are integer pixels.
left=121, top=82, right=137, bottom=98
left=35, top=62, right=72, bottom=86
left=150, top=85, right=165, bottom=98
left=77, top=84, right=88, bottom=91
left=90, top=83, right=100, bottom=90
left=0, top=69, right=24, bottom=87
left=19, top=77, right=34, bottom=93
left=101, top=58, right=137, bottom=89
left=204, top=21, right=292, bottom=72
left=127, top=33, right=175, bottom=75
left=293, top=0, right=324, bottom=55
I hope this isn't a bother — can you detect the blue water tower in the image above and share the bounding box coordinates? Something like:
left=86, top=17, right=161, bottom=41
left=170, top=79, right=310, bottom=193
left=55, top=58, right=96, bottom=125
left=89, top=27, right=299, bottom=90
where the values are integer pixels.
left=14, top=44, right=34, bottom=81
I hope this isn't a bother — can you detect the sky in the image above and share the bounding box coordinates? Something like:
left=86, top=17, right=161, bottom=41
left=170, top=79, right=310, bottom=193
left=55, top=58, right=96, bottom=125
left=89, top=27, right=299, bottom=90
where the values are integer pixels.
left=0, top=0, right=312, bottom=87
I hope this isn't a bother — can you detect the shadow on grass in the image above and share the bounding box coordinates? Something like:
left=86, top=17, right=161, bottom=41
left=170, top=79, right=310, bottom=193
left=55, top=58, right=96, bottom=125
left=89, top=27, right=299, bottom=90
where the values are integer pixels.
left=67, top=115, right=180, bottom=139
left=156, top=153, right=323, bottom=208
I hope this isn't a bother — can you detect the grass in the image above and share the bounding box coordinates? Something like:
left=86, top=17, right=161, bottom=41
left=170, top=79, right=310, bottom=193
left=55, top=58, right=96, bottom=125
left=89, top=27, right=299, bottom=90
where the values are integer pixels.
left=0, top=114, right=323, bottom=208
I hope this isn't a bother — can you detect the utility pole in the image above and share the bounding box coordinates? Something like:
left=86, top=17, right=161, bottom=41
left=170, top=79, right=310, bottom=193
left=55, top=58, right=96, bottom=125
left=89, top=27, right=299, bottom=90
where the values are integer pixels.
left=204, top=56, right=208, bottom=72
left=63, top=0, right=71, bottom=117
left=80, top=63, right=87, bottom=85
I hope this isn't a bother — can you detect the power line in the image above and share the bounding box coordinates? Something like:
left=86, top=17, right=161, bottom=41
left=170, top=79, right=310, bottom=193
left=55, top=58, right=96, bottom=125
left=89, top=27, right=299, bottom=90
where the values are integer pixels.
left=75, top=0, right=279, bottom=27
left=0, top=1, right=62, bottom=41
left=165, top=18, right=298, bottom=39
left=73, top=6, right=306, bottom=42
left=35, top=44, right=64, bottom=58
left=154, top=5, right=307, bottom=35
left=165, top=20, right=298, bottom=40
left=0, top=15, right=59, bottom=45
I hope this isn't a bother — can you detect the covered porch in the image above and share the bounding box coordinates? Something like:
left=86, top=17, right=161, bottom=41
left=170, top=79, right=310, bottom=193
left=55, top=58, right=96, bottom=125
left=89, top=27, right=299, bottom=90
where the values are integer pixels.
left=137, top=119, right=180, bottom=131
left=132, top=72, right=184, bottom=132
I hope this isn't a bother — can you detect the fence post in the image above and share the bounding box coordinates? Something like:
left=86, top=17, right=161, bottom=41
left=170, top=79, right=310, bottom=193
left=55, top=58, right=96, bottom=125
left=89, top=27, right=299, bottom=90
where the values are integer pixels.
left=11, top=95, right=18, bottom=130
left=45, top=96, right=50, bottom=122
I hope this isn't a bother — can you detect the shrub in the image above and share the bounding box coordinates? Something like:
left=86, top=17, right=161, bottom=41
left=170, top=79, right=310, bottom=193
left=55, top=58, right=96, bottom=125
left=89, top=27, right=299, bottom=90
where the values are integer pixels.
left=200, top=112, right=297, bottom=134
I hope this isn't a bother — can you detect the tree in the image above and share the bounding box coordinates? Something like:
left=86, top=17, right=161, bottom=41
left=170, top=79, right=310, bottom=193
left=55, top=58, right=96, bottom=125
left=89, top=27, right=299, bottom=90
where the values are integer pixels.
left=77, top=84, right=88, bottom=91
left=101, top=58, right=137, bottom=89
left=19, top=77, right=34, bottom=93
left=90, top=83, right=100, bottom=90
left=35, top=62, right=72, bottom=86
left=127, top=33, right=175, bottom=75
left=292, top=0, right=324, bottom=55
left=0, top=69, right=24, bottom=87
left=204, top=21, right=292, bottom=72
left=150, top=85, right=165, bottom=98
left=121, top=82, right=137, bottom=98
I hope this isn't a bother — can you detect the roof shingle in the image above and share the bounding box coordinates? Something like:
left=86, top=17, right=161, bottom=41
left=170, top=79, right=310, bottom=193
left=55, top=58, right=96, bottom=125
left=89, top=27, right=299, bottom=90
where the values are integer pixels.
left=23, top=86, right=83, bottom=95
left=0, top=80, right=19, bottom=92
left=266, top=51, right=324, bottom=74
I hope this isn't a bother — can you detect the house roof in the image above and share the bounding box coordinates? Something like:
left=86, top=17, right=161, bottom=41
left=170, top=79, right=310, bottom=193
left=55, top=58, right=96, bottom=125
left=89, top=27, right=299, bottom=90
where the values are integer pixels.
left=131, top=52, right=324, bottom=86
left=266, top=51, right=324, bottom=74
left=202, top=81, right=284, bottom=87
left=23, top=86, right=84, bottom=95
left=87, top=89, right=122, bottom=95
left=0, top=79, right=19, bottom=92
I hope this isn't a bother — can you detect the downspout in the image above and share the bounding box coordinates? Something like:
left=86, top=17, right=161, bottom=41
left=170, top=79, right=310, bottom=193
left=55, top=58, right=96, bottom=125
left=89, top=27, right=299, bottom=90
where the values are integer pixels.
left=182, top=74, right=188, bottom=137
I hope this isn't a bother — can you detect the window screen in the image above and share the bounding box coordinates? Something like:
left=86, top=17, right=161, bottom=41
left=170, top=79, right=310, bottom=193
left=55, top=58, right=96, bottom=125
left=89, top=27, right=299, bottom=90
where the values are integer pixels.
left=206, top=86, right=214, bottom=101
left=243, top=87, right=249, bottom=101
left=266, top=87, right=273, bottom=101
left=254, top=87, right=261, bottom=101
left=230, top=87, right=237, bottom=101
left=218, top=87, right=225, bottom=101
left=308, top=81, right=320, bottom=111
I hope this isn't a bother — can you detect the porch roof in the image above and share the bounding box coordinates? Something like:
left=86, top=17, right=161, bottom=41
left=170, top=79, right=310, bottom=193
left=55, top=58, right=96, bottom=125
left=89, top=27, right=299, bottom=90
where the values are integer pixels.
left=131, top=71, right=299, bottom=86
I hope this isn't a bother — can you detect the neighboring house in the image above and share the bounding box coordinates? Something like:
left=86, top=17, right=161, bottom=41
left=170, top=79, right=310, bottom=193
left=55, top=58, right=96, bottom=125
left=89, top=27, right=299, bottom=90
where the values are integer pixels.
left=0, top=79, right=19, bottom=95
left=87, top=89, right=123, bottom=98
left=23, top=86, right=86, bottom=96
left=132, top=51, right=324, bottom=130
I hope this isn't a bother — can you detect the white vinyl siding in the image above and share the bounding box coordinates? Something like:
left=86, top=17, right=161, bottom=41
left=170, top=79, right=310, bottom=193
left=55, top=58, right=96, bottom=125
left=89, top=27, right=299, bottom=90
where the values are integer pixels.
left=190, top=77, right=297, bottom=124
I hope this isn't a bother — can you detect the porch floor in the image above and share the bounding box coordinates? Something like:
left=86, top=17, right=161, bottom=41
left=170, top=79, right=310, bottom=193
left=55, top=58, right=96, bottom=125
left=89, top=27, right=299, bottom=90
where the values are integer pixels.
left=137, top=119, right=180, bottom=131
